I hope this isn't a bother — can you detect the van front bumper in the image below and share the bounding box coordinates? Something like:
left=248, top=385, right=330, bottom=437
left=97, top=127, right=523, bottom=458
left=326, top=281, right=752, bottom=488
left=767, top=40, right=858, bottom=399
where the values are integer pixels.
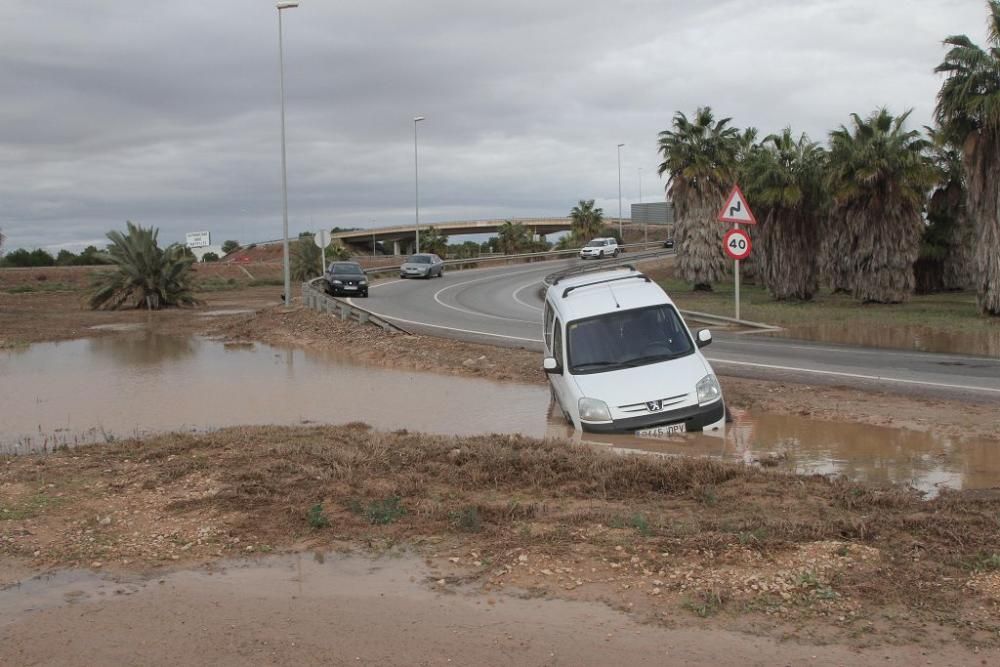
left=581, top=400, right=725, bottom=434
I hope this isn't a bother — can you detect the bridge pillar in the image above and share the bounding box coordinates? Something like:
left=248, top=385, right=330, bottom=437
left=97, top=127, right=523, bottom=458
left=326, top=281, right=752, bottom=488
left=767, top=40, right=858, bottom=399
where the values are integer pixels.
left=393, top=240, right=401, bottom=256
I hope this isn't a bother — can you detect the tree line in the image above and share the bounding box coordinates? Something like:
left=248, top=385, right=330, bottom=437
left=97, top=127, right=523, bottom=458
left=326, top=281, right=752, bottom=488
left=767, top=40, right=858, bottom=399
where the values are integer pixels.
left=659, top=0, right=1000, bottom=316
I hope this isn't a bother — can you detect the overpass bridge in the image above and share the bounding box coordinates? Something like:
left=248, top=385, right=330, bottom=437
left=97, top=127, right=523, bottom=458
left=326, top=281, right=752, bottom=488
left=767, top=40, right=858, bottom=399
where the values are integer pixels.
left=332, top=217, right=581, bottom=255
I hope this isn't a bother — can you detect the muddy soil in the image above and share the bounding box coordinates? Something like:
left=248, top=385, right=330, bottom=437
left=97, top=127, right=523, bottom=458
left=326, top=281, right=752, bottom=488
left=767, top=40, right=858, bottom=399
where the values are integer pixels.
left=1, top=552, right=990, bottom=666
left=3, top=425, right=1000, bottom=653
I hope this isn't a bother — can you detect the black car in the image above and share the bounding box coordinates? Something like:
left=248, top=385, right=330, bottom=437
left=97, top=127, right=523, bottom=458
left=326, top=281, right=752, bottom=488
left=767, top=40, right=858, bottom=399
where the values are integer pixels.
left=663, top=238, right=675, bottom=249
left=324, top=261, right=369, bottom=297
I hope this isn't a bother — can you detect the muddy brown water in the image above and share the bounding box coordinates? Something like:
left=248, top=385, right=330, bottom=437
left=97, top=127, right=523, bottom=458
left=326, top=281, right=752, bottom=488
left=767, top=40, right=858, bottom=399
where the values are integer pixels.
left=771, top=321, right=1000, bottom=358
left=3, top=552, right=986, bottom=666
left=1, top=334, right=997, bottom=495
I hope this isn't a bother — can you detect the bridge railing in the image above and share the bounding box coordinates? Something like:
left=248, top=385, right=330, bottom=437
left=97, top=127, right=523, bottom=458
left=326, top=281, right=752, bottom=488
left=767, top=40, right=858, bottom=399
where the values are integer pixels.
left=361, top=241, right=669, bottom=277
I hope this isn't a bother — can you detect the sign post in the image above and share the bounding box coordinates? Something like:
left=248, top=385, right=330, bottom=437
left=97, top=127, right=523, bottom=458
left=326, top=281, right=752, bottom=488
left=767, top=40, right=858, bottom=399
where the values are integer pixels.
left=717, top=185, right=757, bottom=321
left=314, top=229, right=331, bottom=276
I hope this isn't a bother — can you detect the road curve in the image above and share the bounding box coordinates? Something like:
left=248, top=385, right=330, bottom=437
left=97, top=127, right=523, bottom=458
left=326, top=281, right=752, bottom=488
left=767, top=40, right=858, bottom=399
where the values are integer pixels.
left=349, top=259, right=1000, bottom=402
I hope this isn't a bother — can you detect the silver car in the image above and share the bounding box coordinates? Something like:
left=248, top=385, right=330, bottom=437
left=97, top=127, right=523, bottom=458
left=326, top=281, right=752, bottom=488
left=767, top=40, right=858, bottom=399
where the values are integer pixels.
left=399, top=253, right=444, bottom=279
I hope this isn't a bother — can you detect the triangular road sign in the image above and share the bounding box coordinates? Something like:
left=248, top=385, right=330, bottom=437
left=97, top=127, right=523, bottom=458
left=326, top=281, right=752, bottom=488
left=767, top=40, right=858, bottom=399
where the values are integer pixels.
left=718, top=185, right=757, bottom=225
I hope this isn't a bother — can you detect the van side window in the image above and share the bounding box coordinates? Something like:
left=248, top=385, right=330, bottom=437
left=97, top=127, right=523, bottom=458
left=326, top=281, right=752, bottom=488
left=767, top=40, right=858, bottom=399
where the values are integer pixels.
left=543, top=301, right=554, bottom=351
left=552, top=317, right=563, bottom=367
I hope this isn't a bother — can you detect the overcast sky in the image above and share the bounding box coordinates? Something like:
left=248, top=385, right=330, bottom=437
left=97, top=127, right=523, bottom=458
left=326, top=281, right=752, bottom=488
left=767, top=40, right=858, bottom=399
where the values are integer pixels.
left=0, top=0, right=988, bottom=252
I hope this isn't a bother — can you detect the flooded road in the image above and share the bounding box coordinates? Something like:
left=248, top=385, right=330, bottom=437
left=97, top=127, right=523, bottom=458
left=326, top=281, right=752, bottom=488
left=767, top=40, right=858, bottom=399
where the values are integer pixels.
left=0, top=334, right=549, bottom=452
left=1, top=334, right=997, bottom=495
left=555, top=409, right=1000, bottom=496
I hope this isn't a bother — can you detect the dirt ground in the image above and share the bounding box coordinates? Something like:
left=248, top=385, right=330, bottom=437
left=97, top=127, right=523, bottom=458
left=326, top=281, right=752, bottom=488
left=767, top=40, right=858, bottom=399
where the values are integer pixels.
left=3, top=277, right=1000, bottom=661
left=1, top=551, right=990, bottom=666
left=2, top=425, right=1000, bottom=656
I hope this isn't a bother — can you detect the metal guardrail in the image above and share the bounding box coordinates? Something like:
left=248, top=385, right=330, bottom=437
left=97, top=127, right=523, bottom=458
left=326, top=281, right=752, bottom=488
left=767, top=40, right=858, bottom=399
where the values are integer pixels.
left=301, top=279, right=411, bottom=334
left=539, top=252, right=781, bottom=332
left=362, top=242, right=668, bottom=277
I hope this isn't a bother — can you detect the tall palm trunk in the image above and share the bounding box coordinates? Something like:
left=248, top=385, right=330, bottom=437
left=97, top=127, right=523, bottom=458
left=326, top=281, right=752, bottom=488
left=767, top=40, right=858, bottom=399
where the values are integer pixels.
left=964, top=130, right=1000, bottom=314
left=759, top=209, right=819, bottom=300
left=675, top=190, right=729, bottom=290
left=822, top=213, right=853, bottom=294
left=846, top=204, right=923, bottom=303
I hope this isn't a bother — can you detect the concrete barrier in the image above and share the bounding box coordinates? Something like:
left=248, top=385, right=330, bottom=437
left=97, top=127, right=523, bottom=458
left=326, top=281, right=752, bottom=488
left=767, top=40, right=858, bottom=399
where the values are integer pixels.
left=301, top=279, right=411, bottom=334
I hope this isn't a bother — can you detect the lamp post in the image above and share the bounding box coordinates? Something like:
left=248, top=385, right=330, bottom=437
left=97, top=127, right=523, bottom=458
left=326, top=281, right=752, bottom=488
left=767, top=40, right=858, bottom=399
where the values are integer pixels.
left=617, top=143, right=625, bottom=240
left=276, top=0, right=299, bottom=306
left=639, top=167, right=647, bottom=247
left=413, top=116, right=425, bottom=253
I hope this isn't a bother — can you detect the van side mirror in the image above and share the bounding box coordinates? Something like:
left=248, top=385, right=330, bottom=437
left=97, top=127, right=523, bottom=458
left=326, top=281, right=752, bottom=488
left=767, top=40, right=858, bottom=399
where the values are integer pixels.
left=543, top=357, right=561, bottom=374
left=696, top=329, right=712, bottom=348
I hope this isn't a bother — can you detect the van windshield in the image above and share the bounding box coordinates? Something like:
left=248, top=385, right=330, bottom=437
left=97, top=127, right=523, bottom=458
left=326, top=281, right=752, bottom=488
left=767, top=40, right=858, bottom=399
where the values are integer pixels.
left=585, top=240, right=605, bottom=247
left=566, top=304, right=694, bottom=374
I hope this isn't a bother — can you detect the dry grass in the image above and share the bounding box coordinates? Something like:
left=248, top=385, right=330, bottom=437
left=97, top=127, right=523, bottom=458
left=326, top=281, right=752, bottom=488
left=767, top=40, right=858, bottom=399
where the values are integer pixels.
left=3, top=424, right=1000, bottom=646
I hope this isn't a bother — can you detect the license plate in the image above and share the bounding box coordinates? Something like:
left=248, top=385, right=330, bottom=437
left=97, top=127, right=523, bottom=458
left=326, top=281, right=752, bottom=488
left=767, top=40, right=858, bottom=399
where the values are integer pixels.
left=636, top=422, right=687, bottom=438
left=344, top=285, right=357, bottom=290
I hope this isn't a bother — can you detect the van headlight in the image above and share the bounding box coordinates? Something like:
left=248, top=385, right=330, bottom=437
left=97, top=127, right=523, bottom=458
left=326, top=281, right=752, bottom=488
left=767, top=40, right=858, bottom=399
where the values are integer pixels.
left=359, top=279, right=368, bottom=285
left=579, top=397, right=612, bottom=423
left=331, top=279, right=343, bottom=285
left=696, top=374, right=722, bottom=405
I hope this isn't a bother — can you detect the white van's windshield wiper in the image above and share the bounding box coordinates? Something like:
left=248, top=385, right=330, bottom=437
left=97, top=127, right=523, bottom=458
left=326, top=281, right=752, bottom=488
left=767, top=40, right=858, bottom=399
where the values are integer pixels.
left=621, top=353, right=683, bottom=367
left=571, top=360, right=623, bottom=372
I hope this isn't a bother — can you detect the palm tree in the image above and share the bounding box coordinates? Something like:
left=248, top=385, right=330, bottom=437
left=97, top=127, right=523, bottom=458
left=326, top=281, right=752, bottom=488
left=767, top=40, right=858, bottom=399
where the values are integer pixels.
left=570, top=200, right=605, bottom=241
left=826, top=109, right=935, bottom=303
left=292, top=235, right=349, bottom=281
left=924, top=127, right=973, bottom=291
left=496, top=220, right=532, bottom=254
left=421, top=226, right=449, bottom=256
left=90, top=221, right=198, bottom=310
left=657, top=107, right=741, bottom=290
left=745, top=128, right=827, bottom=300
left=935, top=0, right=1000, bottom=315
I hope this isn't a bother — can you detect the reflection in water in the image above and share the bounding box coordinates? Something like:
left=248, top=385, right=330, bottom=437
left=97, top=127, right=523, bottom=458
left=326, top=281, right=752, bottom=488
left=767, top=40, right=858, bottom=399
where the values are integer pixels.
left=0, top=337, right=548, bottom=454
left=771, top=322, right=1000, bottom=358
left=2, top=336, right=998, bottom=496
left=547, top=406, right=1000, bottom=496
left=87, top=332, right=196, bottom=366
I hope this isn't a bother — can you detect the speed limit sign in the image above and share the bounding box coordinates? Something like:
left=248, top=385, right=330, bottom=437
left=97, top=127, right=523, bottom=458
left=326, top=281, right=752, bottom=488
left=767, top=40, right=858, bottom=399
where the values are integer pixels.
left=723, top=228, right=752, bottom=261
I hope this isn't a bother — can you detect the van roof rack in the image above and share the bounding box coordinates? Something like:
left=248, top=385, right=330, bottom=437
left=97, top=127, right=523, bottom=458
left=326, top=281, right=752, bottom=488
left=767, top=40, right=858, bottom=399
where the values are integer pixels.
left=549, top=263, right=638, bottom=286
left=562, top=273, right=650, bottom=298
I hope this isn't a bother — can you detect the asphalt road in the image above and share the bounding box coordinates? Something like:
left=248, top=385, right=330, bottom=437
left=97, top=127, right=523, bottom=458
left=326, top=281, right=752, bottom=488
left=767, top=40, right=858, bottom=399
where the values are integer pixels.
left=349, top=258, right=1000, bottom=402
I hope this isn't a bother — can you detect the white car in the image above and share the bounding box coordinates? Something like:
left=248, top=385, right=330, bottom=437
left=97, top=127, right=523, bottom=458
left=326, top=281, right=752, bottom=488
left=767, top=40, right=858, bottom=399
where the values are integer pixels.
left=542, top=265, right=725, bottom=436
left=578, top=237, right=619, bottom=259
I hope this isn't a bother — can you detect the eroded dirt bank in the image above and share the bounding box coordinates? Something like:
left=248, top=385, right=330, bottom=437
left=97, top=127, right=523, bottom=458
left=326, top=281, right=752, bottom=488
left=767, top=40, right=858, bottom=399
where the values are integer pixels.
left=3, top=424, right=1000, bottom=654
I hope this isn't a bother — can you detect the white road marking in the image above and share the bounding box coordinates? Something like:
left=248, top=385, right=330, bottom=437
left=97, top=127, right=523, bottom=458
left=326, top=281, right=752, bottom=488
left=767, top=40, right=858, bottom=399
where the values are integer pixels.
left=431, top=266, right=552, bottom=325
left=512, top=280, right=544, bottom=311
left=708, top=357, right=1000, bottom=395
left=346, top=302, right=544, bottom=343
left=715, top=336, right=1000, bottom=362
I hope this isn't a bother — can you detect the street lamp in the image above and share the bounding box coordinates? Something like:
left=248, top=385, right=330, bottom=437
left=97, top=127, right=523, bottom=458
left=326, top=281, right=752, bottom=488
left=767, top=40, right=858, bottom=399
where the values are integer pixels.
left=413, top=116, right=425, bottom=253
left=639, top=167, right=647, bottom=247
left=276, top=0, right=299, bottom=306
left=617, top=143, right=625, bottom=240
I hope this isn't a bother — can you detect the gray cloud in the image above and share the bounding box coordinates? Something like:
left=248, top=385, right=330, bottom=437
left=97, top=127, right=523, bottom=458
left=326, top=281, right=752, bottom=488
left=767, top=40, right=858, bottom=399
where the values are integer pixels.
left=0, top=0, right=987, bottom=251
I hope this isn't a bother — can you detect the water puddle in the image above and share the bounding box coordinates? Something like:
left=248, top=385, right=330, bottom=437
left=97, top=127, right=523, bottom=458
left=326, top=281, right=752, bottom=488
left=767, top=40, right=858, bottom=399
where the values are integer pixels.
left=0, top=334, right=548, bottom=453
left=560, top=408, right=1000, bottom=496
left=2, top=334, right=997, bottom=495
left=87, top=323, right=146, bottom=332
left=771, top=322, right=1000, bottom=358
left=199, top=309, right=256, bottom=317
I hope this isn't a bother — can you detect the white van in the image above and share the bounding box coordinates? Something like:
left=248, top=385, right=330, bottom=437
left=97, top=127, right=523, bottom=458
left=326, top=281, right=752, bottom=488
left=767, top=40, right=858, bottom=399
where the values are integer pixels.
left=542, top=265, right=725, bottom=435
